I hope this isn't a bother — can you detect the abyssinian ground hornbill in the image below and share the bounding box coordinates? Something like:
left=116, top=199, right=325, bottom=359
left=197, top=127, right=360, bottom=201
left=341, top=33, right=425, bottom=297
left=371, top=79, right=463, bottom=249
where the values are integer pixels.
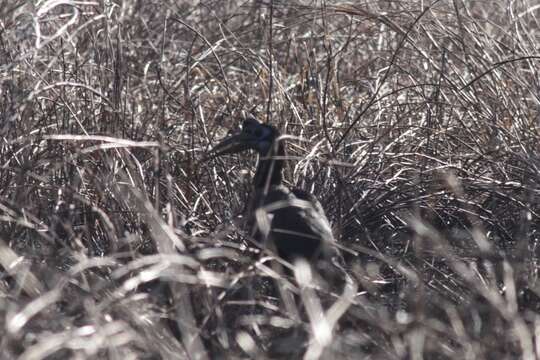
left=208, top=116, right=345, bottom=272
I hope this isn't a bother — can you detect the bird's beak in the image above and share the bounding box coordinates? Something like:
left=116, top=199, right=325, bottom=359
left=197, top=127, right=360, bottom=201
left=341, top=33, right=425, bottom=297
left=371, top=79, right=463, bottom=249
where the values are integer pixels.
left=206, top=132, right=252, bottom=161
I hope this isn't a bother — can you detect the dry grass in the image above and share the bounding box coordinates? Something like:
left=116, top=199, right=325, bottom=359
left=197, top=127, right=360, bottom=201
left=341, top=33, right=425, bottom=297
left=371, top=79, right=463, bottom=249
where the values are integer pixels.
left=1, top=0, right=539, bottom=359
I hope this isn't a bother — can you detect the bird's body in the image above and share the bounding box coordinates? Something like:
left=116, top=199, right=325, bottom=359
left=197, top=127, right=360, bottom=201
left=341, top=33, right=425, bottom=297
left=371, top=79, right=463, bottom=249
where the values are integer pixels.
left=247, top=185, right=334, bottom=261
left=210, top=117, right=335, bottom=264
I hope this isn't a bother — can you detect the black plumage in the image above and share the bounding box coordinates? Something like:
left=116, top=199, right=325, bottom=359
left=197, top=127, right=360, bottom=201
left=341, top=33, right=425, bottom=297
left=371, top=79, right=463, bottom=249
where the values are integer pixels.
left=209, top=116, right=336, bottom=263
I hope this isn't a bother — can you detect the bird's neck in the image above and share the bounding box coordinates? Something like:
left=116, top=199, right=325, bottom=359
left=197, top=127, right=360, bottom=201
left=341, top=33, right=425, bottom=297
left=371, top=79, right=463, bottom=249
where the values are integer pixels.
left=254, top=141, right=284, bottom=189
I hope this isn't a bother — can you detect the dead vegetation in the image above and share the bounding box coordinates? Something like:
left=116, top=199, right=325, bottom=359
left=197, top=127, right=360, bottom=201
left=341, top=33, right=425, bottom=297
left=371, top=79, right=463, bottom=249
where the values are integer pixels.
left=1, top=1, right=539, bottom=359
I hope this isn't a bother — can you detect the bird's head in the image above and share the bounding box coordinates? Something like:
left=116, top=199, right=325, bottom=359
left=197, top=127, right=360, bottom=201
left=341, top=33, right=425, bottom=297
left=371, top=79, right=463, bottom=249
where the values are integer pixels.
left=209, top=116, right=279, bottom=158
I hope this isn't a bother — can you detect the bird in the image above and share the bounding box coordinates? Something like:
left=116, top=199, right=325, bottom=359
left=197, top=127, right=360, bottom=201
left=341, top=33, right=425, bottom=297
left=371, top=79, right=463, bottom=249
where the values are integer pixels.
left=208, top=117, right=356, bottom=349
left=208, top=116, right=338, bottom=265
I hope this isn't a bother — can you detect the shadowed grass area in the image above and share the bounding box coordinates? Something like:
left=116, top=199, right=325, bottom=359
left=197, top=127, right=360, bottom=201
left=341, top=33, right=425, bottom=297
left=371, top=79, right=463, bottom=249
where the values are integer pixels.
left=1, top=1, right=539, bottom=359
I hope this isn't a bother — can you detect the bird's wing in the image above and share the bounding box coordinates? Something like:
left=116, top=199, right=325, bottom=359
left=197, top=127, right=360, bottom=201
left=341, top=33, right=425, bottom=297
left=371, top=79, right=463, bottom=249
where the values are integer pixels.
left=288, top=188, right=349, bottom=284
left=256, top=186, right=335, bottom=260
left=289, top=187, right=334, bottom=242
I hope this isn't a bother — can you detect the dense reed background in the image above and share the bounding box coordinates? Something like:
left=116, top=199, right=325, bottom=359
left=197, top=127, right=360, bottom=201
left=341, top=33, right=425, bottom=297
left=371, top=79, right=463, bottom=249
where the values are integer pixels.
left=1, top=1, right=539, bottom=359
